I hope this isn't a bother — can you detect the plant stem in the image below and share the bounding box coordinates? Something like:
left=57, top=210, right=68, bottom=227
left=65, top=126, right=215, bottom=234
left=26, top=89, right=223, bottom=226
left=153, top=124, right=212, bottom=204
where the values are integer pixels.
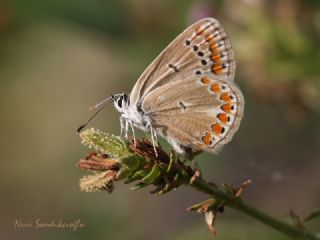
left=191, top=177, right=319, bottom=240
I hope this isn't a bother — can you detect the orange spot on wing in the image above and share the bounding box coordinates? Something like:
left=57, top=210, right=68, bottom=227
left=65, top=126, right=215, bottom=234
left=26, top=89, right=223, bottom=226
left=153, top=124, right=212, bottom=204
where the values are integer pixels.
left=210, top=83, right=221, bottom=93
left=205, top=34, right=214, bottom=42
left=202, top=132, right=213, bottom=145
left=196, top=26, right=205, bottom=35
left=221, top=104, right=232, bottom=113
left=220, top=93, right=231, bottom=102
left=211, top=124, right=223, bottom=135
left=217, top=113, right=228, bottom=124
left=211, top=53, right=221, bottom=62
left=210, top=43, right=218, bottom=52
left=212, top=64, right=223, bottom=74
left=201, top=77, right=211, bottom=84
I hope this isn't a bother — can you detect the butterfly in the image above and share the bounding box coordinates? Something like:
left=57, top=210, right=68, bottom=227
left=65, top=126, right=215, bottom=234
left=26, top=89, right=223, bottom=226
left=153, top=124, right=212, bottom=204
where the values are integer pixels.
left=79, top=18, right=244, bottom=158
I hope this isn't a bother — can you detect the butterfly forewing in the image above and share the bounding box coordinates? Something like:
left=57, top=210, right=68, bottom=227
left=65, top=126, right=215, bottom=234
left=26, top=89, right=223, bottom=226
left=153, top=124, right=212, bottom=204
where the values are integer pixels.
left=130, top=18, right=236, bottom=107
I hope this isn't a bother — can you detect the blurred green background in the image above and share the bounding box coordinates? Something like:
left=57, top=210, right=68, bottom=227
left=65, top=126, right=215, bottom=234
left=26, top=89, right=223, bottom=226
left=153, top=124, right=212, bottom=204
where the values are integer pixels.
left=0, top=0, right=319, bottom=239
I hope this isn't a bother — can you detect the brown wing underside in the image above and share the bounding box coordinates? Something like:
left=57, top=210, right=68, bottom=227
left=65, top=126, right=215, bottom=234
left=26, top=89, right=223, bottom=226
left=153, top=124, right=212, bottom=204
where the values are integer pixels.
left=130, top=18, right=236, bottom=106
left=142, top=76, right=244, bottom=153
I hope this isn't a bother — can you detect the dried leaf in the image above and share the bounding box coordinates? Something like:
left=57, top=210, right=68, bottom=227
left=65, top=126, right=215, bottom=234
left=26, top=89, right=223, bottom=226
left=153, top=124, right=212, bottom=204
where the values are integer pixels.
left=78, top=152, right=119, bottom=171
left=187, top=199, right=216, bottom=213
left=235, top=179, right=252, bottom=197
left=205, top=211, right=216, bottom=236
left=79, top=171, right=117, bottom=193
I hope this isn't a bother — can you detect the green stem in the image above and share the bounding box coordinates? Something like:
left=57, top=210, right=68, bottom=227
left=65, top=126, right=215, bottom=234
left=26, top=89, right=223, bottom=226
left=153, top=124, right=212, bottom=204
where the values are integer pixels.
left=191, top=177, right=319, bottom=240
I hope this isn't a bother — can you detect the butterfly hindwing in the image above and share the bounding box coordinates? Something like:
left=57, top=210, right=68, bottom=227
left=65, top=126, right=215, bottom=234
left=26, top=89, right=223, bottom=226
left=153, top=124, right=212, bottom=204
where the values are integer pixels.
left=142, top=75, right=244, bottom=154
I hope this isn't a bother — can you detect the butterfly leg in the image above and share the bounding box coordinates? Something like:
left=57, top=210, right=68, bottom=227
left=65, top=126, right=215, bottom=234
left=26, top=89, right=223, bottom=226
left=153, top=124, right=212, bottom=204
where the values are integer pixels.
left=124, top=120, right=129, bottom=139
left=120, top=116, right=125, bottom=136
left=148, top=123, right=158, bottom=157
left=129, top=121, right=137, bottom=148
left=120, top=116, right=129, bottom=139
left=153, top=126, right=158, bottom=142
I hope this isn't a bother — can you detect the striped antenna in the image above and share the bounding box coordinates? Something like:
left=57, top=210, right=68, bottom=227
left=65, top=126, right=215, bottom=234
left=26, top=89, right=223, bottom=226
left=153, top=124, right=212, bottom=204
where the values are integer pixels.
left=77, top=95, right=117, bottom=133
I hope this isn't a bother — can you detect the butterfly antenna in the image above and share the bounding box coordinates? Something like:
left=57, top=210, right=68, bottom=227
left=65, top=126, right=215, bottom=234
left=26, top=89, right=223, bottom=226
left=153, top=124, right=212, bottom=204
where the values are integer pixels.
left=77, top=95, right=116, bottom=133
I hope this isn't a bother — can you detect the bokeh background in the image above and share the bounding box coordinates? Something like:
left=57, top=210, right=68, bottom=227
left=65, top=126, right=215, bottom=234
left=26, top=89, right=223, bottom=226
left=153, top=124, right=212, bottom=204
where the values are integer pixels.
left=0, top=0, right=319, bottom=239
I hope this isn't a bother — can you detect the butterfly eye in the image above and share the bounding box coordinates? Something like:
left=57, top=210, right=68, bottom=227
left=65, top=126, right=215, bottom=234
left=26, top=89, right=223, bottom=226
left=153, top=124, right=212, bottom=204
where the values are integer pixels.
left=123, top=94, right=129, bottom=103
left=117, top=96, right=123, bottom=108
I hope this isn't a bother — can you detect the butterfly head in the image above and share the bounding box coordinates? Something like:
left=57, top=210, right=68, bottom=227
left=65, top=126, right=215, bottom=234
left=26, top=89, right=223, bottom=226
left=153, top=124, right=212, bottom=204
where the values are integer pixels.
left=113, top=93, right=130, bottom=113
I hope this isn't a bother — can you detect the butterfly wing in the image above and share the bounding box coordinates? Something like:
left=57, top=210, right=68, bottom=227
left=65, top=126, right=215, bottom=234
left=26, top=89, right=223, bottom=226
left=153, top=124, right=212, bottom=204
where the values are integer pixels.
left=130, top=18, right=236, bottom=107
left=142, top=74, right=244, bottom=154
